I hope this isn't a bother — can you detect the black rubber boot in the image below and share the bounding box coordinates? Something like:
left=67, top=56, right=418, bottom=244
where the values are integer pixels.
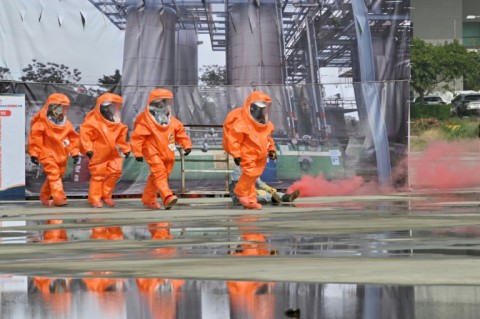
left=271, top=192, right=283, bottom=204
left=282, top=190, right=300, bottom=202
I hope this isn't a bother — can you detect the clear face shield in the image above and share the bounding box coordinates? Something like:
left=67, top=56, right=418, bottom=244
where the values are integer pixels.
left=46, top=103, right=68, bottom=126
left=100, top=102, right=121, bottom=123
left=148, top=98, right=172, bottom=126
left=249, top=101, right=271, bottom=125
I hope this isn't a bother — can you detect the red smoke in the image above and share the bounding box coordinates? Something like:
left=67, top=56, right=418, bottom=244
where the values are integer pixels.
left=287, top=141, right=480, bottom=197
left=410, top=141, right=480, bottom=189
left=287, top=174, right=383, bottom=197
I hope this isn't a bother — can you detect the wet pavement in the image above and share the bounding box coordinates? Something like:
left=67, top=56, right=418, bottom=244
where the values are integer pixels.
left=1, top=191, right=480, bottom=318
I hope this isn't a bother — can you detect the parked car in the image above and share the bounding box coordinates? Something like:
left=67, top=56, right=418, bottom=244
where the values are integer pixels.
left=450, top=93, right=480, bottom=116
left=414, top=96, right=446, bottom=105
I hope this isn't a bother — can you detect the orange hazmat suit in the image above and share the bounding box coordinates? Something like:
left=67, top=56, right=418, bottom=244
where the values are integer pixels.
left=130, top=88, right=192, bottom=209
left=28, top=93, right=80, bottom=206
left=80, top=93, right=130, bottom=207
left=223, top=91, right=276, bottom=209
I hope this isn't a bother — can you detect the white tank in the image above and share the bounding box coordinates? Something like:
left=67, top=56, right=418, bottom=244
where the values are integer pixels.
left=122, top=2, right=177, bottom=128
left=176, top=29, right=199, bottom=86
left=227, top=2, right=284, bottom=85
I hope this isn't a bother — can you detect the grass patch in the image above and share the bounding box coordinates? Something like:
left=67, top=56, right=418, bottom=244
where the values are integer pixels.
left=410, top=117, right=480, bottom=150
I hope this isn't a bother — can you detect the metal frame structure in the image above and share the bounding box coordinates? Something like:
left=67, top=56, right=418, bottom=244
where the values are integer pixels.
left=178, top=124, right=232, bottom=195
left=87, top=0, right=411, bottom=83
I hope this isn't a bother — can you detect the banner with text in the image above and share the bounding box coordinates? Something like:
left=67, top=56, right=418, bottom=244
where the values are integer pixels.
left=0, top=94, right=25, bottom=200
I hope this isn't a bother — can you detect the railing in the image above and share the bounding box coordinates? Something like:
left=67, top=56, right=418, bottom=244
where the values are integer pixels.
left=179, top=124, right=232, bottom=195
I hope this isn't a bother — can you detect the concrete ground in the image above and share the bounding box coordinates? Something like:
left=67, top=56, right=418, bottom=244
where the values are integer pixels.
left=1, top=190, right=480, bottom=285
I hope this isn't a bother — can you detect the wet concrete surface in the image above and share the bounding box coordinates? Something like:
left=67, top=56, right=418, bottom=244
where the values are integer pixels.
left=1, top=190, right=480, bottom=318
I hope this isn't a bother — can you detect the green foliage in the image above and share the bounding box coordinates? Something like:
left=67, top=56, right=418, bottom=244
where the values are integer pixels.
left=410, top=118, right=442, bottom=136
left=199, top=65, right=226, bottom=86
left=463, top=50, right=480, bottom=91
left=0, top=67, right=11, bottom=93
left=440, top=119, right=480, bottom=140
left=0, top=67, right=10, bottom=80
left=21, top=59, right=82, bottom=84
left=411, top=117, right=480, bottom=139
left=98, top=69, right=121, bottom=87
left=410, top=38, right=471, bottom=99
left=411, top=104, right=451, bottom=120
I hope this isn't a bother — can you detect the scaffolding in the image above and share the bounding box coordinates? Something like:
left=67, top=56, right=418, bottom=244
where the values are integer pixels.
left=87, top=0, right=411, bottom=83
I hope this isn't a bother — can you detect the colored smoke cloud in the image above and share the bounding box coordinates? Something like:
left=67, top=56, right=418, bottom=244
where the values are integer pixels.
left=287, top=140, right=480, bottom=197
left=409, top=141, right=480, bottom=189
left=287, top=174, right=381, bottom=197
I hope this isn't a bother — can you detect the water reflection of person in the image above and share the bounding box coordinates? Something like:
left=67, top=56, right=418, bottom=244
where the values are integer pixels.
left=41, top=219, right=68, bottom=243
left=82, top=223, right=126, bottom=315
left=147, top=222, right=178, bottom=257
left=231, top=217, right=276, bottom=256
left=30, top=276, right=72, bottom=317
left=136, top=222, right=184, bottom=319
left=136, top=278, right=185, bottom=319
left=227, top=280, right=275, bottom=319
left=226, top=217, right=277, bottom=318
left=31, top=220, right=72, bottom=315
left=82, top=273, right=126, bottom=318
left=90, top=225, right=124, bottom=240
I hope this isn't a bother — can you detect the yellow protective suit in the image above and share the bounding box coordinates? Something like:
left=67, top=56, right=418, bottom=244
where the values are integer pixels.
left=80, top=93, right=130, bottom=207
left=223, top=91, right=276, bottom=208
left=28, top=93, right=80, bottom=206
left=130, top=88, right=192, bottom=209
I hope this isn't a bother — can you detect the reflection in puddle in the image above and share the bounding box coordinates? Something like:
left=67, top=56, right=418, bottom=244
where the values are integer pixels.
left=0, top=275, right=478, bottom=318
left=3, top=216, right=480, bottom=260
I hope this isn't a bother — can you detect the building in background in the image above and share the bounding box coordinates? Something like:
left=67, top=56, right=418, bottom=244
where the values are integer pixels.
left=411, top=0, right=480, bottom=95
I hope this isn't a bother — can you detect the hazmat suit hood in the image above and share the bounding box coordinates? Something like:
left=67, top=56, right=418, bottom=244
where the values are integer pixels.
left=241, top=91, right=272, bottom=129
left=35, top=93, right=70, bottom=129
left=90, top=93, right=123, bottom=127
left=143, top=88, right=174, bottom=129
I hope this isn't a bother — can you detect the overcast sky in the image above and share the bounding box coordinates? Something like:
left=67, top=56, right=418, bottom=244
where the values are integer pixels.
left=0, top=0, right=225, bottom=84
left=0, top=0, right=353, bottom=101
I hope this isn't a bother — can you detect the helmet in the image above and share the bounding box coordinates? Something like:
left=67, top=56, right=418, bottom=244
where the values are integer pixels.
left=149, top=98, right=172, bottom=126
left=99, top=101, right=121, bottom=123
left=249, top=101, right=271, bottom=124
left=46, top=103, right=68, bottom=126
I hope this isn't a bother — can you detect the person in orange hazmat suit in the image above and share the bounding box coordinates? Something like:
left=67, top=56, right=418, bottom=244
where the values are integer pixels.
left=80, top=93, right=131, bottom=208
left=130, top=88, right=192, bottom=210
left=28, top=93, right=80, bottom=207
left=222, top=91, right=277, bottom=210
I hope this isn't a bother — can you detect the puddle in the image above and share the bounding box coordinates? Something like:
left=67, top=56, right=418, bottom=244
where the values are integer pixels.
left=0, top=192, right=480, bottom=314
left=1, top=275, right=480, bottom=318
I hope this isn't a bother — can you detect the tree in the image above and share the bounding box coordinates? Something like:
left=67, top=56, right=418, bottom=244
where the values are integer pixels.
left=410, top=38, right=470, bottom=101
left=20, top=59, right=82, bottom=84
left=0, top=67, right=11, bottom=93
left=98, top=69, right=121, bottom=88
left=0, top=67, right=11, bottom=80
left=463, top=50, right=480, bottom=91
left=199, top=65, right=227, bottom=86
